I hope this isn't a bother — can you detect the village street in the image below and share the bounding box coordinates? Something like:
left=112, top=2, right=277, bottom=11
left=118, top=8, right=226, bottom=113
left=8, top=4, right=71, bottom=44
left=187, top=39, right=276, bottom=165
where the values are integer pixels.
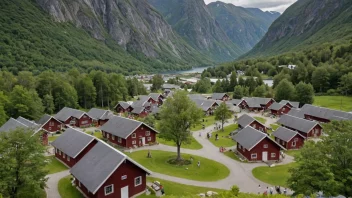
left=45, top=112, right=294, bottom=197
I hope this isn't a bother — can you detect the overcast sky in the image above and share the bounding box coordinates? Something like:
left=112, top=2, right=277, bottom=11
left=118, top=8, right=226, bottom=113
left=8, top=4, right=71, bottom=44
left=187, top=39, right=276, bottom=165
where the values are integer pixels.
left=204, top=0, right=297, bottom=13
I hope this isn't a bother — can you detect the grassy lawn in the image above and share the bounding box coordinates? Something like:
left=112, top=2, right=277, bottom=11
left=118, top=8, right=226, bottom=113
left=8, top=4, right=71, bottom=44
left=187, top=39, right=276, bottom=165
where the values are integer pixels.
left=191, top=115, right=216, bottom=131
left=157, top=136, right=202, bottom=150
left=209, top=124, right=238, bottom=148
left=86, top=131, right=103, bottom=139
left=223, top=151, right=247, bottom=163
left=48, top=135, right=59, bottom=142
left=285, top=150, right=301, bottom=158
left=137, top=177, right=225, bottom=198
left=254, top=116, right=266, bottom=124
left=252, top=163, right=297, bottom=187
left=314, top=96, right=352, bottom=112
left=270, top=124, right=280, bottom=131
left=126, top=150, right=230, bottom=181
left=58, top=176, right=83, bottom=198
left=45, top=156, right=69, bottom=174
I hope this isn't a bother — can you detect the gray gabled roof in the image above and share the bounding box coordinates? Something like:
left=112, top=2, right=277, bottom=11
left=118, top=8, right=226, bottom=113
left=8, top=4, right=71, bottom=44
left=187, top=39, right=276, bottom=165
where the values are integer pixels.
left=273, top=127, right=305, bottom=142
left=51, top=128, right=95, bottom=158
left=150, top=106, right=160, bottom=114
left=54, top=107, right=88, bottom=122
left=211, top=93, right=228, bottom=100
left=17, top=116, right=40, bottom=128
left=243, top=97, right=274, bottom=106
left=237, top=114, right=255, bottom=127
left=234, top=126, right=286, bottom=151
left=301, top=104, right=352, bottom=121
left=115, top=101, right=131, bottom=109
left=131, top=96, right=151, bottom=108
left=149, top=93, right=163, bottom=101
left=162, top=84, right=180, bottom=89
left=280, top=100, right=299, bottom=108
left=287, top=108, right=305, bottom=118
left=36, top=114, right=56, bottom=125
left=188, top=94, right=206, bottom=100
left=277, top=114, right=320, bottom=133
left=0, top=118, right=30, bottom=133
left=70, top=141, right=151, bottom=194
left=131, top=106, right=146, bottom=114
left=191, top=99, right=217, bottom=111
left=100, top=116, right=158, bottom=138
left=228, top=99, right=243, bottom=105
left=87, top=108, right=113, bottom=120
left=268, top=102, right=286, bottom=111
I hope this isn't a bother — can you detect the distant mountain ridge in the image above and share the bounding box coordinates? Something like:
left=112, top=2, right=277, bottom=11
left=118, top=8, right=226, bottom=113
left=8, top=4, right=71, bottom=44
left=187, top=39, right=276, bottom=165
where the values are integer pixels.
left=244, top=0, right=352, bottom=58
left=148, top=0, right=245, bottom=62
left=207, top=1, right=280, bottom=52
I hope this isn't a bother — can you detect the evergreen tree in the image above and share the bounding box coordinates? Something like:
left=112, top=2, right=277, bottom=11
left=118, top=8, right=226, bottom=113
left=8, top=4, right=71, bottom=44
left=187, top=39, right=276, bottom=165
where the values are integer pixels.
left=233, top=85, right=244, bottom=99
left=229, top=72, right=237, bottom=91
left=77, top=76, right=96, bottom=109
left=0, top=105, right=7, bottom=126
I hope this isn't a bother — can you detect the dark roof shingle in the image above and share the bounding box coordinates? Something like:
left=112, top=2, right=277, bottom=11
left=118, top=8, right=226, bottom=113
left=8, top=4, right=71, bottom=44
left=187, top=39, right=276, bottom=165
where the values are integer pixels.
left=273, top=127, right=305, bottom=142
left=51, top=128, right=95, bottom=158
left=87, top=108, right=113, bottom=120
left=54, top=107, right=87, bottom=122
left=277, top=114, right=320, bottom=133
left=237, top=114, right=255, bottom=127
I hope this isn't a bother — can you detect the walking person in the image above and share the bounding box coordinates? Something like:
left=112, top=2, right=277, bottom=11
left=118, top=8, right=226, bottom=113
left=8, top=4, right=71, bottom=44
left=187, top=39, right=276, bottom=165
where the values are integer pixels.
left=197, top=161, right=200, bottom=168
left=199, top=131, right=202, bottom=137
left=215, top=133, right=219, bottom=141
left=283, top=188, right=287, bottom=195
left=269, top=186, right=273, bottom=195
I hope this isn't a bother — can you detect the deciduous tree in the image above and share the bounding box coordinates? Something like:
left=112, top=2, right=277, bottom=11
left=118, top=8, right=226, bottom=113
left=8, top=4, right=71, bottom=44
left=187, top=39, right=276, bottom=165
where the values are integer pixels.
left=214, top=102, right=232, bottom=131
left=252, top=85, right=266, bottom=97
left=274, top=79, right=295, bottom=102
left=42, top=94, right=55, bottom=115
left=295, top=82, right=314, bottom=105
left=159, top=91, right=203, bottom=161
left=229, top=72, right=237, bottom=91
left=233, top=85, right=244, bottom=99
left=151, top=74, right=164, bottom=91
left=77, top=76, right=96, bottom=109
left=0, top=128, right=48, bottom=198
left=311, top=67, right=330, bottom=93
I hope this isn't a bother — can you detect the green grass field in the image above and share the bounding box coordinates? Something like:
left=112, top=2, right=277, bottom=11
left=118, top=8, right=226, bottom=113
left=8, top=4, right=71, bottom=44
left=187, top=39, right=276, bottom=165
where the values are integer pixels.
left=126, top=150, right=230, bottom=181
left=48, top=135, right=59, bottom=142
left=314, top=96, right=352, bottom=112
left=254, top=117, right=266, bottom=124
left=45, top=156, right=69, bottom=174
left=209, top=124, right=238, bottom=148
left=252, top=163, right=297, bottom=187
left=157, top=136, right=202, bottom=150
left=191, top=115, right=216, bottom=131
left=58, top=176, right=83, bottom=198
left=138, top=177, right=225, bottom=198
left=285, top=150, right=301, bottom=158
left=86, top=131, right=103, bottom=139
left=223, top=151, right=247, bottom=163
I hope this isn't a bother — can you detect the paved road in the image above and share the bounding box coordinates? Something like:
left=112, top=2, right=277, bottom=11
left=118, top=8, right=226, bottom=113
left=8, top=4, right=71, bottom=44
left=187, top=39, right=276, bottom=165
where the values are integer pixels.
left=133, top=114, right=294, bottom=194
left=45, top=170, right=70, bottom=198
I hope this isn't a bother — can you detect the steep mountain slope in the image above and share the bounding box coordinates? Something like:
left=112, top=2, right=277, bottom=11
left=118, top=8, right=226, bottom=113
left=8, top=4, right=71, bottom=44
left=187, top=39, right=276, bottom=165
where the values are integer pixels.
left=207, top=2, right=280, bottom=52
left=0, top=0, right=211, bottom=74
left=148, top=0, right=244, bottom=62
left=244, top=0, right=352, bottom=58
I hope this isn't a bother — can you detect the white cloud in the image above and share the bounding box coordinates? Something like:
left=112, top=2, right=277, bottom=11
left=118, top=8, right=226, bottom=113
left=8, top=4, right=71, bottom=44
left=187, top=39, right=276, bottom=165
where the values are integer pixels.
left=204, top=0, right=297, bottom=13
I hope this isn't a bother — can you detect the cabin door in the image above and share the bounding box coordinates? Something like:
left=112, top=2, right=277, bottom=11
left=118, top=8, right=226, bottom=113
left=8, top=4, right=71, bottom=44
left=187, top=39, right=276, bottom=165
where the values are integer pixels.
left=121, top=186, right=129, bottom=198
left=262, top=152, right=268, bottom=162
left=141, top=137, right=145, bottom=146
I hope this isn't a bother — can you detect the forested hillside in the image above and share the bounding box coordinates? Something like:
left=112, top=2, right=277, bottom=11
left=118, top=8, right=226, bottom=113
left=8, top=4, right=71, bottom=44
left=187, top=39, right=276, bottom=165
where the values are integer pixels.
left=244, top=0, right=352, bottom=58
left=0, top=69, right=147, bottom=126
left=0, top=0, right=210, bottom=74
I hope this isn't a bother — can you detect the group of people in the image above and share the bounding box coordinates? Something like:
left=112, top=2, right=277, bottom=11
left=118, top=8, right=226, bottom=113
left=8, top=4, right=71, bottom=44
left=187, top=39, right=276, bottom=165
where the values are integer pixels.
left=206, top=132, right=218, bottom=141
left=263, top=186, right=287, bottom=195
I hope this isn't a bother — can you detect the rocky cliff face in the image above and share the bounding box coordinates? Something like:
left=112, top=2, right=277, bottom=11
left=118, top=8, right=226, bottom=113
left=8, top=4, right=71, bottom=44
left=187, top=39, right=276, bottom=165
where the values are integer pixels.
left=207, top=1, right=280, bottom=52
left=36, top=0, right=207, bottom=62
left=245, top=0, right=352, bottom=57
left=148, top=0, right=244, bottom=62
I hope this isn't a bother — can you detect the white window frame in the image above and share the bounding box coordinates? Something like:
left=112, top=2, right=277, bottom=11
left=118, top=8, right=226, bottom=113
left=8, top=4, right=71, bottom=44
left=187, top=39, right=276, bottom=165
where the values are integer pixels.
left=55, top=148, right=58, bottom=153
left=132, top=133, right=136, bottom=138
left=107, top=133, right=110, bottom=138
left=104, top=184, right=114, bottom=196
left=132, top=140, right=136, bottom=145
left=118, top=137, right=122, bottom=143
left=59, top=150, right=61, bottom=155
left=292, top=141, right=296, bottom=147
left=134, top=176, right=142, bottom=187
left=147, top=137, right=152, bottom=141
left=271, top=153, right=276, bottom=158
left=146, top=131, right=150, bottom=136
left=63, top=153, right=66, bottom=159
left=121, top=175, right=127, bottom=180
left=112, top=135, right=115, bottom=140
left=251, top=153, right=257, bottom=159
left=49, top=121, right=54, bottom=126
left=78, top=181, right=81, bottom=187
left=67, top=156, right=70, bottom=161
left=263, top=144, right=268, bottom=148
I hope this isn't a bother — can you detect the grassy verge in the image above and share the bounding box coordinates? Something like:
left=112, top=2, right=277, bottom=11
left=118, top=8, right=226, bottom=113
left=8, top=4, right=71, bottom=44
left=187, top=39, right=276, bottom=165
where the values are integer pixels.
left=267, top=124, right=280, bottom=140
left=45, top=156, right=69, bottom=174
left=157, top=136, right=202, bottom=150
left=254, top=116, right=266, bottom=124
left=191, top=115, right=216, bottom=131
left=223, top=151, right=247, bottom=163
left=252, top=163, right=297, bottom=187
left=209, top=124, right=238, bottom=147
left=285, top=150, right=301, bottom=158
left=58, top=176, right=83, bottom=198
left=86, top=131, right=103, bottom=139
left=48, top=135, right=59, bottom=142
left=137, top=177, right=225, bottom=198
left=314, top=96, right=352, bottom=112
left=126, top=150, right=230, bottom=181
